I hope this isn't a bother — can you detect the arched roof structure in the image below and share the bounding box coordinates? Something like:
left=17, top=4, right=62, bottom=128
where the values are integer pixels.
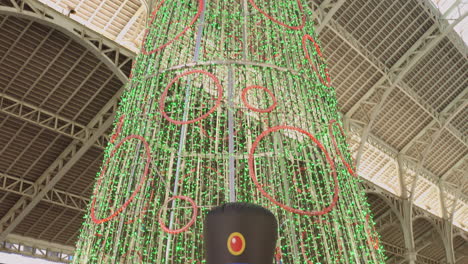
left=0, top=0, right=466, bottom=263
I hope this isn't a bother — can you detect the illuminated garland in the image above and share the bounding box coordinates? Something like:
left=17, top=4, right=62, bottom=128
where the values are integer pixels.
left=73, top=1, right=386, bottom=263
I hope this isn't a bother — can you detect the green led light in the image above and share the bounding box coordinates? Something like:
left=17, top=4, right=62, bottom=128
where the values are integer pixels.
left=74, top=1, right=386, bottom=263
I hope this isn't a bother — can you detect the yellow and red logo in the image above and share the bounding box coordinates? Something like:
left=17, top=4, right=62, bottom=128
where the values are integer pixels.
left=227, top=232, right=246, bottom=256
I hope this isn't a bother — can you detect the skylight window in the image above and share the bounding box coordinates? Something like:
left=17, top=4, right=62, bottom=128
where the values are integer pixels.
left=430, top=0, right=468, bottom=44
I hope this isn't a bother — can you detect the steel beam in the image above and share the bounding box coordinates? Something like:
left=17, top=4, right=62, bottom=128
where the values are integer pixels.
left=312, top=0, right=347, bottom=35
left=347, top=115, right=468, bottom=204
left=0, top=92, right=107, bottom=149
left=380, top=240, right=442, bottom=264
left=415, top=0, right=466, bottom=56
left=346, top=8, right=467, bottom=170
left=0, top=117, right=113, bottom=241
left=440, top=173, right=463, bottom=264
left=414, top=230, right=437, bottom=253
left=347, top=115, right=467, bottom=264
left=374, top=210, right=400, bottom=232
left=441, top=155, right=468, bottom=182
left=116, top=5, right=145, bottom=43
left=381, top=241, right=405, bottom=258
left=307, top=1, right=390, bottom=77
left=401, top=83, right=468, bottom=207
left=0, top=88, right=122, bottom=241
left=0, top=172, right=88, bottom=212
left=1, top=233, right=73, bottom=263
left=397, top=154, right=409, bottom=199
left=0, top=0, right=132, bottom=83
left=401, top=89, right=468, bottom=154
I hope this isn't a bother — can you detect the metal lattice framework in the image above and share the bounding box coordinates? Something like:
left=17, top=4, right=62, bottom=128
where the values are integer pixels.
left=0, top=0, right=466, bottom=263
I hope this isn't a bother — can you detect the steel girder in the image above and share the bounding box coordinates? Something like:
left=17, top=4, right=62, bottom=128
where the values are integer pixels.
left=309, top=0, right=347, bottom=35
left=401, top=89, right=467, bottom=203
left=360, top=179, right=465, bottom=264
left=374, top=210, right=400, bottom=232
left=401, top=89, right=468, bottom=156
left=349, top=115, right=468, bottom=264
left=345, top=115, right=468, bottom=203
left=0, top=92, right=108, bottom=149
left=0, top=119, right=113, bottom=241
left=0, top=0, right=133, bottom=149
left=442, top=154, right=468, bottom=182
left=0, top=233, right=74, bottom=263
left=0, top=0, right=133, bottom=84
left=116, top=5, right=146, bottom=43
left=308, top=0, right=390, bottom=77
left=328, top=4, right=468, bottom=261
left=400, top=75, right=468, bottom=264
left=0, top=89, right=122, bottom=241
left=0, top=172, right=88, bottom=212
left=346, top=9, right=467, bottom=170
left=414, top=0, right=467, bottom=56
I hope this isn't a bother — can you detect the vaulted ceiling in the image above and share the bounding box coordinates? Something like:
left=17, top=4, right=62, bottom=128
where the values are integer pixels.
left=0, top=0, right=466, bottom=263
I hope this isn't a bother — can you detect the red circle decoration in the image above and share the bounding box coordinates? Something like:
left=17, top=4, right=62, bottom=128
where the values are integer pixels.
left=241, top=85, right=277, bottom=113
left=248, top=0, right=306, bottom=30
left=141, top=0, right=204, bottom=55
left=159, top=70, right=224, bottom=125
left=328, top=119, right=357, bottom=178
left=158, top=195, right=198, bottom=234
left=248, top=126, right=339, bottom=216
left=90, top=135, right=152, bottom=224
left=302, top=34, right=331, bottom=87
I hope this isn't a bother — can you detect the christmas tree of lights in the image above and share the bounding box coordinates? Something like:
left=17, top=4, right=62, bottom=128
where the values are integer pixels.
left=73, top=1, right=386, bottom=263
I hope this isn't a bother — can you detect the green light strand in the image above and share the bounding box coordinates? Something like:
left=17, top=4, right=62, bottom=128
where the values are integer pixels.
left=73, top=1, right=386, bottom=263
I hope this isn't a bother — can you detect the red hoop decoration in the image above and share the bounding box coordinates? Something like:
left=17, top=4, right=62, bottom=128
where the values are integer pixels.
left=248, top=126, right=339, bottom=216
left=159, top=70, right=224, bottom=125
left=90, top=135, right=152, bottom=224
left=248, top=0, right=306, bottom=30
left=158, top=195, right=198, bottom=234
left=121, top=250, right=143, bottom=263
left=141, top=0, right=204, bottom=55
left=328, top=119, right=357, bottom=178
left=241, top=85, right=277, bottom=113
left=302, top=34, right=331, bottom=87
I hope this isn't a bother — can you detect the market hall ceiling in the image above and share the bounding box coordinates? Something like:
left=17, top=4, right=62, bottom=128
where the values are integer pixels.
left=0, top=0, right=466, bottom=263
